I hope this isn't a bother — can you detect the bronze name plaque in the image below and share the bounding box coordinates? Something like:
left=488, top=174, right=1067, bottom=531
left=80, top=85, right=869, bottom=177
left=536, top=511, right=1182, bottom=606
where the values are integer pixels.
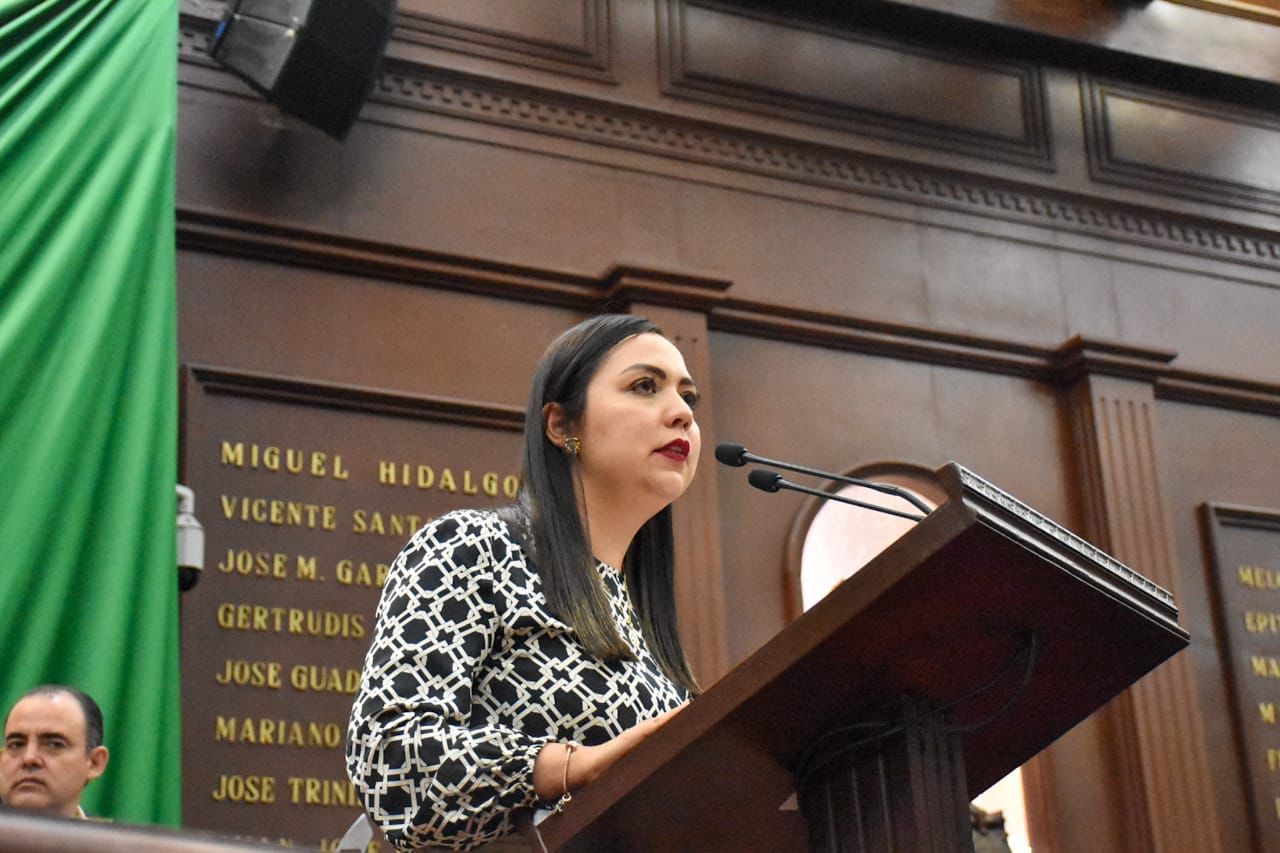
left=1204, top=503, right=1280, bottom=853
left=180, top=367, right=523, bottom=850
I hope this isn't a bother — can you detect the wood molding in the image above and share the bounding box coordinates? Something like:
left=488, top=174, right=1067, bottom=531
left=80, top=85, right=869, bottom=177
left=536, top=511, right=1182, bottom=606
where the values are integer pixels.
left=395, top=0, right=616, bottom=82
left=1085, top=75, right=1280, bottom=216
left=1158, top=368, right=1280, bottom=417
left=180, top=0, right=615, bottom=81
left=603, top=265, right=732, bottom=314
left=176, top=207, right=602, bottom=309
left=1064, top=372, right=1223, bottom=853
left=176, top=212, right=1280, bottom=419
left=179, top=17, right=1280, bottom=274
left=177, top=208, right=734, bottom=316
left=659, top=0, right=1053, bottom=170
left=712, top=302, right=1058, bottom=380
left=186, top=364, right=525, bottom=432
left=1051, top=335, right=1177, bottom=385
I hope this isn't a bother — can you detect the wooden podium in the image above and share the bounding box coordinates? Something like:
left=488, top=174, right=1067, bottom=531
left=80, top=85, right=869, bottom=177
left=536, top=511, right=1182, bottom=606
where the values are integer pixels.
left=533, top=463, right=1189, bottom=852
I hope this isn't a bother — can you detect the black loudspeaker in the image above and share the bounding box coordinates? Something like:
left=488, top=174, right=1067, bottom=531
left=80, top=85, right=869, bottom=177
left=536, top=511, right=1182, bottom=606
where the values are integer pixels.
left=209, top=0, right=396, bottom=139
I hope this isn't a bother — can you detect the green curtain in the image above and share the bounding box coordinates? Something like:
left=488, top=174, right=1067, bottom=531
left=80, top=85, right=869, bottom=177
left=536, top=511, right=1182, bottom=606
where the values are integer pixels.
left=0, top=0, right=179, bottom=825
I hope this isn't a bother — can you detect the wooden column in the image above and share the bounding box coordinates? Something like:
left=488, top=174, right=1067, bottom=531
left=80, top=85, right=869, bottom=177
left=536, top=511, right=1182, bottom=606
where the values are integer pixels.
left=604, top=266, right=732, bottom=685
left=1053, top=336, right=1222, bottom=853
left=797, top=697, right=973, bottom=853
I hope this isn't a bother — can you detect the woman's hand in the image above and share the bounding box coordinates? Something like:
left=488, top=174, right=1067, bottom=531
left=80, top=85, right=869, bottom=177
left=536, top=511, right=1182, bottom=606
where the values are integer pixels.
left=533, top=705, right=686, bottom=802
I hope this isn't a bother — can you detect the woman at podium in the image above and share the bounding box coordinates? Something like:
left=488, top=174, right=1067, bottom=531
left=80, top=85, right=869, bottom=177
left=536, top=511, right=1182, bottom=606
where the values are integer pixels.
left=347, top=314, right=702, bottom=850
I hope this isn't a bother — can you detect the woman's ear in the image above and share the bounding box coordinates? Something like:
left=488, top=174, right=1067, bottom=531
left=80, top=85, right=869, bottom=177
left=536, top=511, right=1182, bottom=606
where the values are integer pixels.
left=542, top=402, right=571, bottom=449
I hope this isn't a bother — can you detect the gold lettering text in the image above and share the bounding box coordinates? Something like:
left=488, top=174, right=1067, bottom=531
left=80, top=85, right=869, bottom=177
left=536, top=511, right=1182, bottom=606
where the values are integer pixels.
left=1239, top=565, right=1280, bottom=591
left=1245, top=611, right=1280, bottom=634
left=289, top=665, right=362, bottom=694
left=1251, top=655, right=1280, bottom=679
left=217, top=548, right=289, bottom=579
left=213, top=659, right=282, bottom=688
left=220, top=441, right=349, bottom=480
left=221, top=442, right=245, bottom=467
left=286, top=777, right=358, bottom=807
left=214, top=716, right=343, bottom=748
left=351, top=510, right=423, bottom=537
left=336, top=560, right=389, bottom=587
left=219, top=495, right=337, bottom=531
left=215, top=604, right=365, bottom=639
left=296, top=555, right=318, bottom=581
left=211, top=774, right=276, bottom=804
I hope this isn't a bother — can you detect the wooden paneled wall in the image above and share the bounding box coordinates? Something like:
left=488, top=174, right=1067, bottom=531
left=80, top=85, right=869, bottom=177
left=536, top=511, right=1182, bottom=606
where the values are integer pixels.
left=176, top=1, right=1280, bottom=849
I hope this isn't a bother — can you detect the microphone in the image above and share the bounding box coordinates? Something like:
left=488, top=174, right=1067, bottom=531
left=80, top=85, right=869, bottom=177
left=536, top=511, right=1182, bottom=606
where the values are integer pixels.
left=717, top=442, right=933, bottom=515
left=747, top=469, right=926, bottom=522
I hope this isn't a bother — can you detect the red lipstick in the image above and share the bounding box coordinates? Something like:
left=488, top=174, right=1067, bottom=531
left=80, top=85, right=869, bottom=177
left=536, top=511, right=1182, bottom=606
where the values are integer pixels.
left=657, top=439, right=690, bottom=460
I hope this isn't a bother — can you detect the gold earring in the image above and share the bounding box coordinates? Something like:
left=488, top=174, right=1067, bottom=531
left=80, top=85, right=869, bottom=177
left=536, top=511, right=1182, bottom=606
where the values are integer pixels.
left=564, top=436, right=581, bottom=456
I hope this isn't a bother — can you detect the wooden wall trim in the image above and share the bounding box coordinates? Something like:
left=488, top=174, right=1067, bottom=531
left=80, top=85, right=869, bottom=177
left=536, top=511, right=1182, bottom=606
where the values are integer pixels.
left=177, top=207, right=602, bottom=309
left=604, top=266, right=732, bottom=313
left=181, top=1, right=614, bottom=80
left=1085, top=74, right=1280, bottom=216
left=715, top=310, right=1280, bottom=417
left=395, top=0, right=616, bottom=82
left=1051, top=335, right=1177, bottom=384
left=186, top=364, right=525, bottom=431
left=658, top=0, right=1053, bottom=169
left=1158, top=368, right=1280, bottom=418
left=178, top=16, right=1280, bottom=275
left=712, top=302, right=1055, bottom=379
left=1064, top=371, right=1224, bottom=853
left=177, top=208, right=732, bottom=316
left=177, top=210, right=1280, bottom=418
left=377, top=59, right=1280, bottom=272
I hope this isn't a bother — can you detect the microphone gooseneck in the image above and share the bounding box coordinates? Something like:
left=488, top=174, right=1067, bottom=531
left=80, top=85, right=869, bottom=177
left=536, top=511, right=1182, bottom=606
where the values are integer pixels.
left=752, top=471, right=927, bottom=522
left=715, top=441, right=932, bottom=515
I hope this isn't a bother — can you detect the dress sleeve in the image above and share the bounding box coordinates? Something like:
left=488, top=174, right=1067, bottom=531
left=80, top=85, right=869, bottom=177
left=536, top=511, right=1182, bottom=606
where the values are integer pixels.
left=346, top=511, right=546, bottom=851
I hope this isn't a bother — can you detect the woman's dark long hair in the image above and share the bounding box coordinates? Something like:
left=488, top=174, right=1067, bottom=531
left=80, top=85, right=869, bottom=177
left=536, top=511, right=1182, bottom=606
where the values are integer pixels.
left=498, top=314, right=700, bottom=695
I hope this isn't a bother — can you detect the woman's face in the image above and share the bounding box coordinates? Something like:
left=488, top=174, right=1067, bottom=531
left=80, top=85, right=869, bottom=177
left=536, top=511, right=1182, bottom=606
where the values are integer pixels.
left=573, top=332, right=701, bottom=512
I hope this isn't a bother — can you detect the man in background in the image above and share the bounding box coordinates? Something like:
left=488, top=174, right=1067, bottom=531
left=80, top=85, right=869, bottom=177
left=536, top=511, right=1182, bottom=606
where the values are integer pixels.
left=1, top=685, right=109, bottom=818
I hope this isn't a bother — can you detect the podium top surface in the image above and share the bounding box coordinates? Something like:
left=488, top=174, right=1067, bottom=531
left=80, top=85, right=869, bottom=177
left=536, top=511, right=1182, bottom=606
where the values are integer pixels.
left=536, top=463, right=1189, bottom=852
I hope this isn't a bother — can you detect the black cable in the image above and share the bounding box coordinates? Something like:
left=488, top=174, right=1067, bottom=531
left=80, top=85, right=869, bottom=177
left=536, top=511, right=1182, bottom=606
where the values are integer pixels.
left=939, top=632, right=1039, bottom=735
left=793, top=631, right=1039, bottom=789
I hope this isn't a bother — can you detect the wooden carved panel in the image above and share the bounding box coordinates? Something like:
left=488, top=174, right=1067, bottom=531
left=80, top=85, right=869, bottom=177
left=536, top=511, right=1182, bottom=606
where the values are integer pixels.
left=1202, top=503, right=1280, bottom=852
left=177, top=0, right=614, bottom=81
left=396, top=0, right=615, bottom=81
left=178, top=10, right=1280, bottom=273
left=659, top=0, right=1052, bottom=169
left=179, top=365, right=524, bottom=847
left=1061, top=340, right=1224, bottom=852
left=1085, top=75, right=1280, bottom=215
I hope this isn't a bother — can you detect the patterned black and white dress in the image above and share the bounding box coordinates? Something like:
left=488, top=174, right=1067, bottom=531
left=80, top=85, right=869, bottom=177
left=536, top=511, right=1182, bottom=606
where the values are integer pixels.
left=346, top=508, right=687, bottom=851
